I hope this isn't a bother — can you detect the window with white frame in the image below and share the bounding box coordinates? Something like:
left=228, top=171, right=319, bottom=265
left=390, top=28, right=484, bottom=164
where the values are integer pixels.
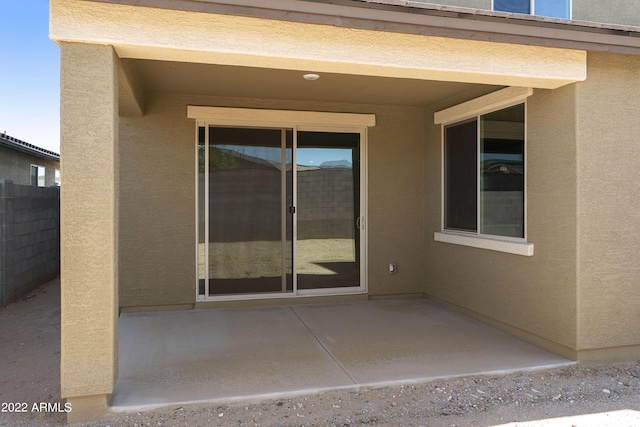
left=434, top=87, right=534, bottom=256
left=444, top=104, right=525, bottom=239
left=30, top=165, right=45, bottom=187
left=54, top=169, right=60, bottom=186
left=493, top=0, right=570, bottom=19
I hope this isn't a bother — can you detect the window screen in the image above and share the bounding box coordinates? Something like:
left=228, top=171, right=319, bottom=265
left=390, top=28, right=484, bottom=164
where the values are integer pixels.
left=444, top=119, right=477, bottom=232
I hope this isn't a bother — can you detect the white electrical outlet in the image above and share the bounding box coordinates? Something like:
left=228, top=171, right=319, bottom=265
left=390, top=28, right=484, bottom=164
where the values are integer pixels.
left=389, top=263, right=397, bottom=274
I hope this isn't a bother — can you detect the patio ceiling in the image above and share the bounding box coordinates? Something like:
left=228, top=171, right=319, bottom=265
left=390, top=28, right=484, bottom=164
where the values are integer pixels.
left=123, top=59, right=501, bottom=108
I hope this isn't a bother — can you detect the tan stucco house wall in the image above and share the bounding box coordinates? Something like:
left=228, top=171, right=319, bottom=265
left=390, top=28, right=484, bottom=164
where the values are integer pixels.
left=50, top=0, right=640, bottom=422
left=575, top=52, right=640, bottom=360
left=118, top=93, right=429, bottom=308
left=424, top=84, right=580, bottom=359
left=59, top=42, right=119, bottom=410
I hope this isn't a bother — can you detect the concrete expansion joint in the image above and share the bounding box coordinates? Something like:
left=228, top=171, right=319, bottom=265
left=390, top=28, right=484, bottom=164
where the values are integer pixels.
left=289, top=306, right=358, bottom=385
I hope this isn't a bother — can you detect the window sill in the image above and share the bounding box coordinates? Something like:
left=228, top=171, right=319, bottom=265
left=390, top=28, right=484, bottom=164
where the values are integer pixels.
left=434, top=231, right=534, bottom=256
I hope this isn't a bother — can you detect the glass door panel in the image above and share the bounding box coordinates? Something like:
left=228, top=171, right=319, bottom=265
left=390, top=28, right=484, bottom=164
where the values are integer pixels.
left=284, top=130, right=294, bottom=292
left=207, top=127, right=292, bottom=295
left=296, top=131, right=360, bottom=290
left=197, top=126, right=363, bottom=299
left=197, top=126, right=206, bottom=295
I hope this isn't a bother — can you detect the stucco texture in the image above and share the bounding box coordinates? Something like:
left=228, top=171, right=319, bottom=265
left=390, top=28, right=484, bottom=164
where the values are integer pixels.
left=414, top=0, right=491, bottom=10
left=118, top=95, right=195, bottom=308
left=50, top=0, right=585, bottom=90
left=573, top=0, right=640, bottom=26
left=423, top=85, right=579, bottom=357
left=118, top=93, right=427, bottom=308
left=407, top=0, right=640, bottom=26
left=60, top=42, right=119, bottom=398
left=575, top=52, right=640, bottom=356
left=410, top=0, right=491, bottom=9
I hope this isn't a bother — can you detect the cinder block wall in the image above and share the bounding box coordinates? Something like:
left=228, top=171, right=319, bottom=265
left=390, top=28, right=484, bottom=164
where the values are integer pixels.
left=0, top=180, right=60, bottom=306
left=297, top=169, right=355, bottom=240
left=208, top=168, right=281, bottom=242
left=206, top=167, right=354, bottom=243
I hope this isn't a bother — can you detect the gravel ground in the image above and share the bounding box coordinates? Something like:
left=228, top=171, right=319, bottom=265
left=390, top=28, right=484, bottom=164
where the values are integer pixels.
left=1, top=278, right=639, bottom=427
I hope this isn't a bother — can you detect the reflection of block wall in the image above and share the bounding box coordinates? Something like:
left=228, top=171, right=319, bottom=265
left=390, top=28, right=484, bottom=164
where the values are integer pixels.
left=297, top=169, right=354, bottom=240
left=209, top=168, right=281, bottom=242
left=481, top=191, right=523, bottom=237
left=0, top=180, right=60, bottom=306
left=208, top=168, right=354, bottom=242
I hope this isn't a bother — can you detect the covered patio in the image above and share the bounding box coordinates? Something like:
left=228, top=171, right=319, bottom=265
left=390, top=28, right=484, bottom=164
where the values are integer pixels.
left=112, top=298, right=572, bottom=411
left=51, top=0, right=594, bottom=422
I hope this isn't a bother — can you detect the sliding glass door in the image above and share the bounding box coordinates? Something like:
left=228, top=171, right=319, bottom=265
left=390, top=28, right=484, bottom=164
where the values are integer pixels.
left=296, top=131, right=360, bottom=290
left=197, top=125, right=364, bottom=299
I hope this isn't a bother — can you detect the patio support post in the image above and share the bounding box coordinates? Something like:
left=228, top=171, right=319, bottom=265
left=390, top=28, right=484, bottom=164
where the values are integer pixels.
left=59, top=42, right=119, bottom=423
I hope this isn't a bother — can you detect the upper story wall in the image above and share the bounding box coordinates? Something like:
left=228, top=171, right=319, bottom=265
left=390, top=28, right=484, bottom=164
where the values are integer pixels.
left=409, top=0, right=640, bottom=27
left=573, top=0, right=640, bottom=27
left=411, top=0, right=489, bottom=8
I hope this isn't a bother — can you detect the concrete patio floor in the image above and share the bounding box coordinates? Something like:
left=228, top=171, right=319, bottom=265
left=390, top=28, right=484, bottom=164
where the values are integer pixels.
left=111, top=298, right=573, bottom=411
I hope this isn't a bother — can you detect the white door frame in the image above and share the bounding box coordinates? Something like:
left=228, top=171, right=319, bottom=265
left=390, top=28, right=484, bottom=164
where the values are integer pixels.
left=189, top=106, right=375, bottom=302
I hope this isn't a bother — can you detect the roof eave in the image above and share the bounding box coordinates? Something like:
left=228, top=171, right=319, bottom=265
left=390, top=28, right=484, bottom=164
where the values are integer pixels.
left=0, top=135, right=60, bottom=162
left=81, top=0, right=640, bottom=54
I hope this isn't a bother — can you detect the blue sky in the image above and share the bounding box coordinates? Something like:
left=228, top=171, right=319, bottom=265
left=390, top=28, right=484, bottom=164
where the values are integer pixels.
left=0, top=1, right=357, bottom=161
left=0, top=0, right=60, bottom=153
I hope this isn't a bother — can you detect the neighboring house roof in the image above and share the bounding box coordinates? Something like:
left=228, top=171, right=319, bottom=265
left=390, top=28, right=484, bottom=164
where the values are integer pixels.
left=0, top=132, right=60, bottom=162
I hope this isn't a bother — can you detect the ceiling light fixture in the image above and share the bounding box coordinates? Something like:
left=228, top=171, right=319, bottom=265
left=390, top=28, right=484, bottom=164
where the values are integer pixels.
left=303, top=73, right=320, bottom=81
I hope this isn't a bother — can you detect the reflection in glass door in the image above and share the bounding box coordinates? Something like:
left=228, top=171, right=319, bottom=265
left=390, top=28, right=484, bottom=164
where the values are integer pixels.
left=197, top=126, right=363, bottom=298
left=296, top=131, right=361, bottom=290
left=198, top=127, right=293, bottom=296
